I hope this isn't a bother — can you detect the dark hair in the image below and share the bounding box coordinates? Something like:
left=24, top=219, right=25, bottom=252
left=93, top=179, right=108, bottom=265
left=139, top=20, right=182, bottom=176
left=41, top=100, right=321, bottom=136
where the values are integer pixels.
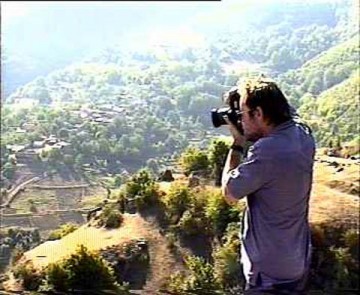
left=239, top=77, right=292, bottom=126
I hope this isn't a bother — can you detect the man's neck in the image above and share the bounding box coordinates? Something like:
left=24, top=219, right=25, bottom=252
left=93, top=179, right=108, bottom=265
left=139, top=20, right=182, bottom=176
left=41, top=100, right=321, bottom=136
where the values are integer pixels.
left=261, top=123, right=276, bottom=137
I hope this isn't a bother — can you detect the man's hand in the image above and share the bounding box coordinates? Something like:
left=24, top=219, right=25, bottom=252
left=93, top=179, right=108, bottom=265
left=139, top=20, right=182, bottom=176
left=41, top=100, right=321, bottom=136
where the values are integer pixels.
left=224, top=117, right=246, bottom=147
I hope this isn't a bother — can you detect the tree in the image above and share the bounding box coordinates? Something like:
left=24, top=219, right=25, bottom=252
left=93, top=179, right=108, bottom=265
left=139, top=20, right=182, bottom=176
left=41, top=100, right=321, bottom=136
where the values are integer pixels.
left=3, top=162, right=15, bottom=179
left=46, top=245, right=128, bottom=293
left=208, top=140, right=230, bottom=186
left=179, top=147, right=210, bottom=176
left=58, top=128, right=69, bottom=139
left=146, top=158, right=159, bottom=174
left=162, top=182, right=193, bottom=221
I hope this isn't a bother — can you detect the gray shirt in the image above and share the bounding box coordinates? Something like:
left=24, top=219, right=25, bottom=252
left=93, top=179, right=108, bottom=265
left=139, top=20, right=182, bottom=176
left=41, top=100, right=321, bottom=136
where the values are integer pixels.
left=223, top=120, right=315, bottom=287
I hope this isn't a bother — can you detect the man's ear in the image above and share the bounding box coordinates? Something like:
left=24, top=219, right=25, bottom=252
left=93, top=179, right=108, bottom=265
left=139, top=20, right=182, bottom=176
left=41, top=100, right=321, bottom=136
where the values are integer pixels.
left=254, top=106, right=263, bottom=119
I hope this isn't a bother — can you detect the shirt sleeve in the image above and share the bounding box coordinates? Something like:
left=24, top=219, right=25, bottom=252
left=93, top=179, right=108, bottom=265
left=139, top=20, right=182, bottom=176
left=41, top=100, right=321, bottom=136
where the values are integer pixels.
left=222, top=142, right=271, bottom=200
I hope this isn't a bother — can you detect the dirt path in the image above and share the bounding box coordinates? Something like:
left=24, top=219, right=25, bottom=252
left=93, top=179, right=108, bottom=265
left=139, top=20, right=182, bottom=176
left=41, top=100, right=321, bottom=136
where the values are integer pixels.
left=1, top=175, right=42, bottom=208
left=134, top=218, right=185, bottom=294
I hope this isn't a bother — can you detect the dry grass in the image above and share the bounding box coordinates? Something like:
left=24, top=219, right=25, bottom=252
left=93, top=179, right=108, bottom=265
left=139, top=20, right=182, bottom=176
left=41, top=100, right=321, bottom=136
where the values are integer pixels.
left=21, top=212, right=185, bottom=294
left=24, top=213, right=149, bottom=268
left=309, top=155, right=359, bottom=229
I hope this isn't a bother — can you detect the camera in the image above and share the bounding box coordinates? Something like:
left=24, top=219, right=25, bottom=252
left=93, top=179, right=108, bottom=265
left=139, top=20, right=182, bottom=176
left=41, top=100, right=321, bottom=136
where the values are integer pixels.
left=211, top=86, right=244, bottom=134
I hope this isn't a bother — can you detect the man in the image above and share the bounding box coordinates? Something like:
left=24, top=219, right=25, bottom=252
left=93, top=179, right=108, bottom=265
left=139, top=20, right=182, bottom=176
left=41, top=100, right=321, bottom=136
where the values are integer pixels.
left=221, top=77, right=315, bottom=294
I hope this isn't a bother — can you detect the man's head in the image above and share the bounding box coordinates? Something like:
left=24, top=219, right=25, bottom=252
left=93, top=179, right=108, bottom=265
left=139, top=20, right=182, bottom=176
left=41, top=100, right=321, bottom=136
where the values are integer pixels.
left=237, top=77, right=292, bottom=142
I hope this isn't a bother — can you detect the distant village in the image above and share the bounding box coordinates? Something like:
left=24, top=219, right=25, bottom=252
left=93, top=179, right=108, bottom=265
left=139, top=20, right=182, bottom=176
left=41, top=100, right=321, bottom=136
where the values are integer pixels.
left=5, top=99, right=131, bottom=167
left=5, top=95, right=216, bottom=171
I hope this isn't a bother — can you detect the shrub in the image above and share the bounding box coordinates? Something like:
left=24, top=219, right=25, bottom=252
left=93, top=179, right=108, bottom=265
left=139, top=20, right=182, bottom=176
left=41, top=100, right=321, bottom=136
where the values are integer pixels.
left=97, top=205, right=124, bottom=229
left=59, top=245, right=122, bottom=291
left=125, top=169, right=155, bottom=198
left=12, top=260, right=44, bottom=291
left=125, top=169, right=160, bottom=211
left=204, top=189, right=240, bottom=237
left=165, top=256, right=223, bottom=295
left=46, top=263, right=68, bottom=291
left=41, top=245, right=130, bottom=293
left=162, top=182, right=193, bottom=222
left=179, top=147, right=210, bottom=176
left=213, top=233, right=242, bottom=289
left=48, top=223, right=79, bottom=241
left=208, top=139, right=230, bottom=186
left=177, top=209, right=209, bottom=237
left=309, top=224, right=359, bottom=291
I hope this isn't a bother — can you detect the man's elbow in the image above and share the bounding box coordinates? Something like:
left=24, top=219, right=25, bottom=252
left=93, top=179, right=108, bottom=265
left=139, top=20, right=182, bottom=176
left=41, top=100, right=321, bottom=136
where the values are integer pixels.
left=222, top=185, right=239, bottom=206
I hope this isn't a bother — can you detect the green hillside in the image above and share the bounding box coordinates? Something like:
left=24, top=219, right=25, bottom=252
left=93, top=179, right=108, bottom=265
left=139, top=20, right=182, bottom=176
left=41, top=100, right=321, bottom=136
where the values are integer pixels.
left=298, top=71, right=359, bottom=147
left=279, top=35, right=359, bottom=107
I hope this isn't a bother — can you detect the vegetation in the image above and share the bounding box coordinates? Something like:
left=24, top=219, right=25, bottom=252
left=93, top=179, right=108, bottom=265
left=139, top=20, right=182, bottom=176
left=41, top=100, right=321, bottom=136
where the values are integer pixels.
left=48, top=223, right=79, bottom=241
left=2, top=0, right=359, bottom=293
left=46, top=245, right=125, bottom=292
left=96, top=204, right=124, bottom=229
left=12, top=260, right=44, bottom=291
left=13, top=245, right=130, bottom=293
left=179, top=147, right=210, bottom=176
left=124, top=169, right=161, bottom=211
left=165, top=256, right=223, bottom=295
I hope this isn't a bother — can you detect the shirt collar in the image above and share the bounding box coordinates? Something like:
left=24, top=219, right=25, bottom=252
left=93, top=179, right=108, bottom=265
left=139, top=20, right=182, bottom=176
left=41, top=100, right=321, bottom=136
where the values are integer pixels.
left=269, top=119, right=295, bottom=135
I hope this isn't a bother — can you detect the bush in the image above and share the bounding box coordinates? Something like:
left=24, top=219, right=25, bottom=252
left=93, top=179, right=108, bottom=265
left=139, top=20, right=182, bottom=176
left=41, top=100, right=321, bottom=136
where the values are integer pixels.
left=162, top=182, right=193, bottom=222
left=165, top=256, right=223, bottom=295
left=13, top=260, right=44, bottom=291
left=309, top=224, right=359, bottom=291
left=204, top=189, right=240, bottom=237
left=179, top=147, right=210, bottom=176
left=46, top=263, right=68, bottom=291
left=208, top=139, right=230, bottom=186
left=97, top=205, right=124, bottom=229
left=177, top=209, right=209, bottom=237
left=213, top=229, right=242, bottom=289
left=48, top=223, right=79, bottom=241
left=125, top=169, right=160, bottom=211
left=47, top=244, right=128, bottom=293
left=63, top=245, right=116, bottom=290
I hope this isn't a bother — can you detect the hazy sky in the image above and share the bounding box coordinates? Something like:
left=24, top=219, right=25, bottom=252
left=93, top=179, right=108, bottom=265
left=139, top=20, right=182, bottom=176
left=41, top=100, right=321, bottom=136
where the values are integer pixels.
left=0, top=0, right=347, bottom=58
left=1, top=0, right=341, bottom=24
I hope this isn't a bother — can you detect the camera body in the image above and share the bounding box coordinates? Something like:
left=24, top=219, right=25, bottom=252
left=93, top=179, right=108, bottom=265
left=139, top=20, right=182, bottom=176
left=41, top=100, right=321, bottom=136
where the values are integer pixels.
left=211, top=86, right=244, bottom=134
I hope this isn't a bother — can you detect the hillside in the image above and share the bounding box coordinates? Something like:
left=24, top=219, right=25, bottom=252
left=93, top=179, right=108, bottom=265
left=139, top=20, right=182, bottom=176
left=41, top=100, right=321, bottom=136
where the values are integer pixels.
left=279, top=35, right=359, bottom=107
left=310, top=154, right=359, bottom=228
left=298, top=72, right=359, bottom=146
left=1, top=1, right=359, bottom=293
left=2, top=152, right=358, bottom=293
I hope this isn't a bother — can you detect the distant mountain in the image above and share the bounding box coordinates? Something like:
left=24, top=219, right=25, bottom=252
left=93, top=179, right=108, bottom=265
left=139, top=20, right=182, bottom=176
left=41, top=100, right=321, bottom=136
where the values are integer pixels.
left=2, top=0, right=357, bottom=99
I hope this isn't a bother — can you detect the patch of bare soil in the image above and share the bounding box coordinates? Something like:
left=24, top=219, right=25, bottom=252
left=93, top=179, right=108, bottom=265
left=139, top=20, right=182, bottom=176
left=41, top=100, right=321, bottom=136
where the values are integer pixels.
left=309, top=155, right=359, bottom=230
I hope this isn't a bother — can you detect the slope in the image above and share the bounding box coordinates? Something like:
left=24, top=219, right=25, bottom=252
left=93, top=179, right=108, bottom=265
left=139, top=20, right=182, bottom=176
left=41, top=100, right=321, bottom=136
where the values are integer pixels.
left=279, top=35, right=359, bottom=105
left=20, top=213, right=185, bottom=293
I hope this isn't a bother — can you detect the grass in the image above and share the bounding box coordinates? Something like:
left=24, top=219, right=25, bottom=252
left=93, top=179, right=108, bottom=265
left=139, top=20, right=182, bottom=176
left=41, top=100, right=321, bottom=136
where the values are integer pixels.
left=79, top=195, right=106, bottom=208
left=24, top=214, right=149, bottom=268
left=309, top=156, right=359, bottom=228
left=11, top=189, right=58, bottom=213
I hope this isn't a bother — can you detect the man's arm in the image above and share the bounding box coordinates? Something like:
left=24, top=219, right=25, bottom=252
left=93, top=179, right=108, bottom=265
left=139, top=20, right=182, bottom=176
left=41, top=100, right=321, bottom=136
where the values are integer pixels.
left=222, top=139, right=271, bottom=206
left=221, top=148, right=243, bottom=206
left=221, top=117, right=246, bottom=206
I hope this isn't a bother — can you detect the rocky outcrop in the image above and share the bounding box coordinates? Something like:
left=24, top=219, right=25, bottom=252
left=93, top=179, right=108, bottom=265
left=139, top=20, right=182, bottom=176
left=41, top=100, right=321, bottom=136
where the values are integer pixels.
left=158, top=170, right=174, bottom=182
left=100, top=238, right=149, bottom=289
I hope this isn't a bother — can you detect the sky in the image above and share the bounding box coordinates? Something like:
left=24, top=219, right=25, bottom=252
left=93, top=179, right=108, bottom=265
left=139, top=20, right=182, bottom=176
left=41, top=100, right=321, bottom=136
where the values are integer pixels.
left=1, top=0, right=342, bottom=24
